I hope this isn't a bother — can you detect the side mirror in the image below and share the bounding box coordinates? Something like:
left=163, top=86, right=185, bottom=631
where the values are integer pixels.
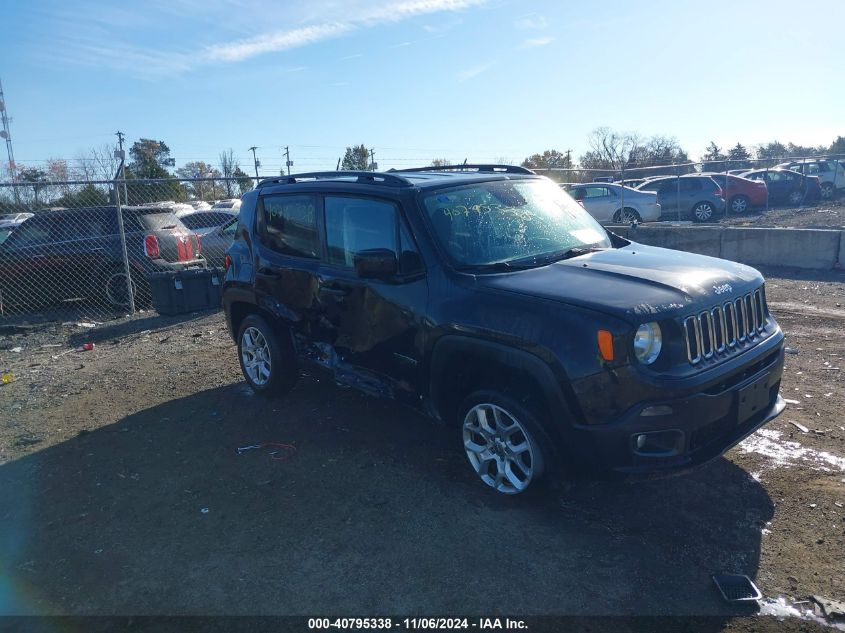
left=353, top=248, right=397, bottom=280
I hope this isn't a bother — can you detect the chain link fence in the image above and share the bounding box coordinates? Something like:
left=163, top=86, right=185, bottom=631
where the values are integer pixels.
left=0, top=176, right=255, bottom=324
left=1, top=158, right=842, bottom=324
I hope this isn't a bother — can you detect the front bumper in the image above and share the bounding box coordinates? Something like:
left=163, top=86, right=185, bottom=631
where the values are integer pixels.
left=576, top=343, right=785, bottom=474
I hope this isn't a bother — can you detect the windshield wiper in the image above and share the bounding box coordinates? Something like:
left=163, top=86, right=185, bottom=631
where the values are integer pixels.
left=504, top=245, right=607, bottom=268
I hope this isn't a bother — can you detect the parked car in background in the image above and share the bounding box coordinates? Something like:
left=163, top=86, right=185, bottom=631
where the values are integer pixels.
left=619, top=178, right=647, bottom=188
left=636, top=175, right=725, bottom=222
left=568, top=182, right=661, bottom=223
left=0, top=206, right=205, bottom=310
left=179, top=210, right=239, bottom=235
left=0, top=213, right=33, bottom=243
left=197, top=216, right=237, bottom=268
left=0, top=212, right=34, bottom=228
left=740, top=169, right=821, bottom=206
left=211, top=198, right=242, bottom=212
left=777, top=159, right=845, bottom=200
left=691, top=173, right=768, bottom=214
left=222, top=166, right=785, bottom=495
left=189, top=200, right=212, bottom=211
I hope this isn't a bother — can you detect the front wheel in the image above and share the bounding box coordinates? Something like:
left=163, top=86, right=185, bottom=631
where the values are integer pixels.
left=787, top=190, right=804, bottom=206
left=729, top=195, right=750, bottom=214
left=691, top=201, right=715, bottom=222
left=237, top=314, right=299, bottom=396
left=460, top=391, right=549, bottom=495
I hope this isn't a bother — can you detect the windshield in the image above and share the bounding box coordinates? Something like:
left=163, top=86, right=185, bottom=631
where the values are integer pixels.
left=421, top=179, right=610, bottom=268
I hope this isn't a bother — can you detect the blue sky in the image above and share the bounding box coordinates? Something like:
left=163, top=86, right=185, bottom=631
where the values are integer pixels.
left=1, top=0, right=843, bottom=175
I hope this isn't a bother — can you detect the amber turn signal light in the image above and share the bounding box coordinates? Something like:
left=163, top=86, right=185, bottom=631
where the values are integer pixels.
left=597, top=330, right=614, bottom=361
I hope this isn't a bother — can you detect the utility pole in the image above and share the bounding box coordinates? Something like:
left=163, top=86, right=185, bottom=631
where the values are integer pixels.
left=565, top=149, right=572, bottom=168
left=283, top=146, right=293, bottom=176
left=369, top=148, right=377, bottom=171
left=336, top=157, right=341, bottom=171
left=0, top=77, right=19, bottom=203
left=115, top=130, right=128, bottom=202
left=249, top=146, right=260, bottom=180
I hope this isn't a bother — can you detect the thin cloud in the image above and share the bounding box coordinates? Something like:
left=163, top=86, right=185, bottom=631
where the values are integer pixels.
left=204, top=0, right=486, bottom=63
left=457, top=64, right=490, bottom=82
left=44, top=0, right=488, bottom=77
left=514, top=13, right=548, bottom=30
left=520, top=37, right=554, bottom=49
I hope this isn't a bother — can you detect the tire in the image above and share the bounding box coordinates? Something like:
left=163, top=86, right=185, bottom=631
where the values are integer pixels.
left=613, top=207, right=642, bottom=224
left=237, top=313, right=299, bottom=397
left=820, top=182, right=835, bottom=200
left=458, top=390, right=552, bottom=495
left=787, top=190, right=803, bottom=206
left=690, top=201, right=715, bottom=223
left=729, top=195, right=750, bottom=214
left=102, top=266, right=148, bottom=309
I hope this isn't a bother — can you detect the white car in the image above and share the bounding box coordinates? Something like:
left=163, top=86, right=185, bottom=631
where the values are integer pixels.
left=777, top=159, right=845, bottom=200
left=211, top=198, right=242, bottom=212
left=566, top=182, right=661, bottom=223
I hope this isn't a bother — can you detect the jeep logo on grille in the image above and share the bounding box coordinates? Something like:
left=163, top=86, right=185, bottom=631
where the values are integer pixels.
left=713, top=283, right=732, bottom=295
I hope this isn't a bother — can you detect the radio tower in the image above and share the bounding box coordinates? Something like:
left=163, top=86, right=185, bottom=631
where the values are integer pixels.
left=0, top=78, right=16, bottom=176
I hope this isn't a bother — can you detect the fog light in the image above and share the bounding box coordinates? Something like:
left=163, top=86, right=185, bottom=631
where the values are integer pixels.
left=631, top=430, right=684, bottom=456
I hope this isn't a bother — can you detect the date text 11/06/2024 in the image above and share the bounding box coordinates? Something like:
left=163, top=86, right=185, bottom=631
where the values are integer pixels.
left=308, top=618, right=528, bottom=630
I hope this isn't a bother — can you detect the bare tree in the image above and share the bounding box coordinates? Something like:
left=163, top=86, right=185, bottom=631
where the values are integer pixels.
left=219, top=148, right=239, bottom=197
left=580, top=127, right=642, bottom=172
left=74, top=144, right=120, bottom=182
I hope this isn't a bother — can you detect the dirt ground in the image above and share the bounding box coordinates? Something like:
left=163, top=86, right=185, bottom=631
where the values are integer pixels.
left=0, top=269, right=843, bottom=629
left=717, top=198, right=845, bottom=229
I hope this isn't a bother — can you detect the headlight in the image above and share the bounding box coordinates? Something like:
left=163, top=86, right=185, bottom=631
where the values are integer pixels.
left=633, top=322, right=662, bottom=364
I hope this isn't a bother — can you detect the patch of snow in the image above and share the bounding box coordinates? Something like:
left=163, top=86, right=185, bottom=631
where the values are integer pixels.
left=739, top=429, right=845, bottom=471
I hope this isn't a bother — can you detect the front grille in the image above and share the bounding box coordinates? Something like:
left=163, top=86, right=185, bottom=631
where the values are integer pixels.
left=684, top=287, right=768, bottom=365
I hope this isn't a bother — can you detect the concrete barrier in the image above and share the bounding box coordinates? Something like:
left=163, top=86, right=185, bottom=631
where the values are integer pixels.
left=721, top=227, right=841, bottom=270
left=606, top=224, right=843, bottom=270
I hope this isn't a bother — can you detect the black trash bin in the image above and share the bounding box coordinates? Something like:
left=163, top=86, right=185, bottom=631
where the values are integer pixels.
left=148, top=268, right=224, bottom=315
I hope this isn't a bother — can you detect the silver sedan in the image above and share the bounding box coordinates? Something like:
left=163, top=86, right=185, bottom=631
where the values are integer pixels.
left=566, top=183, right=661, bottom=223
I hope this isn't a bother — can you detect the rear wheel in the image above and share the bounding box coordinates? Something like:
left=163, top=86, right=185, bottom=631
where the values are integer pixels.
left=820, top=182, right=835, bottom=200
left=102, top=266, right=149, bottom=309
left=613, top=207, right=642, bottom=224
left=691, top=201, right=715, bottom=222
left=237, top=314, right=299, bottom=396
left=729, top=195, right=749, bottom=214
left=459, top=391, right=550, bottom=495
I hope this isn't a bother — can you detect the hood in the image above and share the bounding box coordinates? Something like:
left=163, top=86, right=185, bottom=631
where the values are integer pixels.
left=473, top=243, right=763, bottom=322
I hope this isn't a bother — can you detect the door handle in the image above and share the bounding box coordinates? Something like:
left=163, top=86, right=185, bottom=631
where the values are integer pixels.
left=320, top=286, right=348, bottom=297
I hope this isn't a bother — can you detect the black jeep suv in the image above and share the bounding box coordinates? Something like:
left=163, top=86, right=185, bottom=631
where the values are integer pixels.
left=222, top=166, right=785, bottom=495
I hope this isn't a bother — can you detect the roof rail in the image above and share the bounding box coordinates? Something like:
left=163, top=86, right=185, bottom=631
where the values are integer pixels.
left=391, top=164, right=535, bottom=175
left=256, top=170, right=413, bottom=188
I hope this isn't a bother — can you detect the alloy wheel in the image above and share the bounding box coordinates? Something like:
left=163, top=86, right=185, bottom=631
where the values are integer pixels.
left=820, top=184, right=834, bottom=200
left=788, top=190, right=803, bottom=205
left=730, top=196, right=748, bottom=213
left=618, top=208, right=640, bottom=224
left=693, top=202, right=714, bottom=222
left=462, top=403, right=542, bottom=494
left=241, top=326, right=272, bottom=386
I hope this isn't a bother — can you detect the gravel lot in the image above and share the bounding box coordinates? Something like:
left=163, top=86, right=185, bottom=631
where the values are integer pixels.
left=717, top=199, right=845, bottom=229
left=0, top=270, right=843, bottom=628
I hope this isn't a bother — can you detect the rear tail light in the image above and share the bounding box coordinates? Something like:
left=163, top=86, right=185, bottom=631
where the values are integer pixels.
left=144, top=234, right=160, bottom=258
left=224, top=254, right=232, bottom=270
left=715, top=186, right=725, bottom=199
left=194, top=234, right=202, bottom=255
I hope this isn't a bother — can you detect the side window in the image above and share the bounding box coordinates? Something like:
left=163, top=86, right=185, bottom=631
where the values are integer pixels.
left=570, top=188, right=586, bottom=201
left=679, top=179, right=701, bottom=192
left=221, top=219, right=237, bottom=236
left=325, top=196, right=397, bottom=268
left=259, top=194, right=319, bottom=258
left=584, top=187, right=610, bottom=198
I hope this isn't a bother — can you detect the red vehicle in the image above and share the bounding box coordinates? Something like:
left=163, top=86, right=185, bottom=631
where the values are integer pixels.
left=695, top=173, right=768, bottom=214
